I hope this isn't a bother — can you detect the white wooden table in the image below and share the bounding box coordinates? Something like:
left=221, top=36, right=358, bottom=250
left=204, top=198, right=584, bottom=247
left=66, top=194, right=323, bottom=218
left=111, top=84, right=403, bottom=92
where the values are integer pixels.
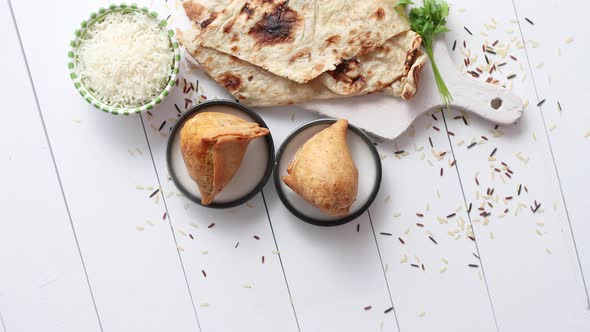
left=2, top=0, right=590, bottom=331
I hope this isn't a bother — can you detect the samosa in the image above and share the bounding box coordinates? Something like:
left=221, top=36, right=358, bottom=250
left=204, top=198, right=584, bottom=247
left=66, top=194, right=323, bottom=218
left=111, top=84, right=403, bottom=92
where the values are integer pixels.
left=282, top=120, right=358, bottom=216
left=180, top=112, right=269, bottom=205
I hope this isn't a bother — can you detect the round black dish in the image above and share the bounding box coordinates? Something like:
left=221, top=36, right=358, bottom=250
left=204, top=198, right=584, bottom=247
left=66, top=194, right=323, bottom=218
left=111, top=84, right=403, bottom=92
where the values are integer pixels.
left=166, top=100, right=275, bottom=209
left=273, top=119, right=382, bottom=226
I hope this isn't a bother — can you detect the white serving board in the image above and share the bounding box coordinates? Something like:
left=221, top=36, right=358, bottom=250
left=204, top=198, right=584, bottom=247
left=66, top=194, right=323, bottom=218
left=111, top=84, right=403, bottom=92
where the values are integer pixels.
left=302, top=40, right=524, bottom=140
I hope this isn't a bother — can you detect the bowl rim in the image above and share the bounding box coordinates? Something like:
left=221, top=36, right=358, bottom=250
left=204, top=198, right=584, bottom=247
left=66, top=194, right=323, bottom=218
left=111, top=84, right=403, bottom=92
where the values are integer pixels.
left=273, top=119, right=383, bottom=227
left=67, top=3, right=180, bottom=116
left=166, top=100, right=276, bottom=209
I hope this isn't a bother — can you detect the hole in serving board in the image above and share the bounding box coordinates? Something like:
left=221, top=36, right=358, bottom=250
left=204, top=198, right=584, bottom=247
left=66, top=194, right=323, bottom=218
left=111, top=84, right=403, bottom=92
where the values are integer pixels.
left=491, top=97, right=503, bottom=110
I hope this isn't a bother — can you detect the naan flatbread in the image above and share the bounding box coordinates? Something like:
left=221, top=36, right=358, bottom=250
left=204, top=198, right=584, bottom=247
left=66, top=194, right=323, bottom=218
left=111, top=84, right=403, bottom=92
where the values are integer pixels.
left=180, top=27, right=426, bottom=106
left=180, top=27, right=338, bottom=106
left=196, top=0, right=409, bottom=83
left=179, top=0, right=426, bottom=106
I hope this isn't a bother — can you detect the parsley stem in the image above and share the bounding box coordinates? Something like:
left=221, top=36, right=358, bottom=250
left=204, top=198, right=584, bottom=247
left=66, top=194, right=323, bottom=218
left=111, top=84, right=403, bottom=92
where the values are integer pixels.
left=407, top=0, right=452, bottom=105
left=425, top=45, right=452, bottom=105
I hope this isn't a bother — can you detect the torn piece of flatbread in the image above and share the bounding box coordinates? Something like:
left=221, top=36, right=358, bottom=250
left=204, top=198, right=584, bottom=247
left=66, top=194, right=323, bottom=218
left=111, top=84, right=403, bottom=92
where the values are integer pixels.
left=319, top=30, right=426, bottom=97
left=195, top=0, right=410, bottom=83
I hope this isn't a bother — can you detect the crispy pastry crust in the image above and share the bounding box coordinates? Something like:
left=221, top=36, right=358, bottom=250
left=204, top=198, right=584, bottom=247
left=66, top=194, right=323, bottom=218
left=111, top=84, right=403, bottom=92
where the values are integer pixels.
left=282, top=120, right=358, bottom=216
left=180, top=112, right=269, bottom=205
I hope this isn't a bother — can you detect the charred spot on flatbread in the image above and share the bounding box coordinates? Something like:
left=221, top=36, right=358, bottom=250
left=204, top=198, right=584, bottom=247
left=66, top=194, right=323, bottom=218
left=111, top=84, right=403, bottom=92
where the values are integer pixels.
left=289, top=49, right=311, bottom=64
left=327, top=57, right=366, bottom=86
left=200, top=12, right=218, bottom=29
left=346, top=32, right=378, bottom=55
left=183, top=1, right=206, bottom=22
left=324, top=35, right=342, bottom=47
left=400, top=34, right=422, bottom=76
left=241, top=3, right=255, bottom=19
left=219, top=73, right=242, bottom=91
left=404, top=48, right=419, bottom=72
left=248, top=2, right=301, bottom=47
left=223, top=18, right=236, bottom=33
left=373, top=8, right=385, bottom=20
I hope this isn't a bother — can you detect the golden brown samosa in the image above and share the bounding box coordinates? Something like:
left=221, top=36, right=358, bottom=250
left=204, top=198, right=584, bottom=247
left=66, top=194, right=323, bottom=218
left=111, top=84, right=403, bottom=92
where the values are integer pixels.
left=180, top=112, right=269, bottom=205
left=282, top=120, right=358, bottom=216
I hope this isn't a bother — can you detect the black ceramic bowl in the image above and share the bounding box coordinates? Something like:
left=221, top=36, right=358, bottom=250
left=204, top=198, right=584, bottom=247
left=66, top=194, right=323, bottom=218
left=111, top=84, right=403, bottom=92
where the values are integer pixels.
left=166, top=100, right=275, bottom=208
left=274, top=119, right=382, bottom=226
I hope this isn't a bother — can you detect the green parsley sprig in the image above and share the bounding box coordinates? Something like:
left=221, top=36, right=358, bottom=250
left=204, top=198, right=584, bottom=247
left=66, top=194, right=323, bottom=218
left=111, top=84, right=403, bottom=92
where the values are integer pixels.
left=395, top=0, right=414, bottom=19
left=398, top=0, right=453, bottom=104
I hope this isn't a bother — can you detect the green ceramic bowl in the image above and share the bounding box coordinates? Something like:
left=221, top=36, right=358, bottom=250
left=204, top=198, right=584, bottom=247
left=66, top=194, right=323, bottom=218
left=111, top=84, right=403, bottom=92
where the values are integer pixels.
left=67, top=3, right=180, bottom=115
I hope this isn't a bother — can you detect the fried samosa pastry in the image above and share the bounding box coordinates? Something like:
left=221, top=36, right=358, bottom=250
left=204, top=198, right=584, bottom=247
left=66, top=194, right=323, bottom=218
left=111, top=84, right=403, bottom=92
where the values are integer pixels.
left=282, top=120, right=358, bottom=216
left=180, top=112, right=269, bottom=205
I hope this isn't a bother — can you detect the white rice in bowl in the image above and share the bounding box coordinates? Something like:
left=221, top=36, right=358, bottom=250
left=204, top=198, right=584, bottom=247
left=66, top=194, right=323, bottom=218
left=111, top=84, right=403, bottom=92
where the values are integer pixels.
left=77, top=11, right=174, bottom=108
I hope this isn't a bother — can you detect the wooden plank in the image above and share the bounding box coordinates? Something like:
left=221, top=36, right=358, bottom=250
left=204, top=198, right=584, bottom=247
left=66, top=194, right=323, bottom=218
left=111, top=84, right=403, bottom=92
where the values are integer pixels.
left=369, top=108, right=497, bottom=332
left=0, top=312, right=6, bottom=332
left=170, top=4, right=398, bottom=330
left=139, top=71, right=299, bottom=331
left=0, top=3, right=101, bottom=332
left=441, top=0, right=590, bottom=330
left=136, top=2, right=300, bottom=330
left=259, top=107, right=400, bottom=332
left=511, top=0, right=590, bottom=301
left=9, top=1, right=200, bottom=331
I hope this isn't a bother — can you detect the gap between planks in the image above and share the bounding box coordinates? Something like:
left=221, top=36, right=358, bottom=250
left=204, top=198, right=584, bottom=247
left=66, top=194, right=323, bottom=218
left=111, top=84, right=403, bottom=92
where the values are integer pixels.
left=138, top=115, right=203, bottom=332
left=7, top=1, right=104, bottom=331
left=509, top=0, right=590, bottom=306
left=367, top=209, right=403, bottom=332
left=0, top=311, right=7, bottom=332
left=440, top=107, right=500, bottom=332
left=260, top=191, right=302, bottom=332
left=139, top=113, right=305, bottom=332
